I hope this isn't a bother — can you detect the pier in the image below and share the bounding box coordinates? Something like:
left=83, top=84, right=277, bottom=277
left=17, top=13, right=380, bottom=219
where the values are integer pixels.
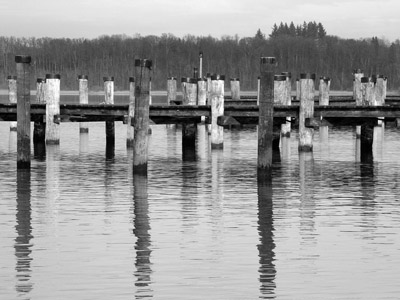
left=2, top=55, right=400, bottom=174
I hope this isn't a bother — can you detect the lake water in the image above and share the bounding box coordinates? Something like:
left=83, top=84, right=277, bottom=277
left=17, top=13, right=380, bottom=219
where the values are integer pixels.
left=1, top=95, right=400, bottom=299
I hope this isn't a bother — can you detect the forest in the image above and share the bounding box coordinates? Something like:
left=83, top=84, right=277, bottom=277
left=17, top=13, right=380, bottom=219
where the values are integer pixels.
left=1, top=21, right=400, bottom=92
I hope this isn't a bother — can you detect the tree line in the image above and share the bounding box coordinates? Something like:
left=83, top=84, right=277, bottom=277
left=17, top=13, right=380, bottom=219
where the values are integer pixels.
left=1, top=21, right=400, bottom=92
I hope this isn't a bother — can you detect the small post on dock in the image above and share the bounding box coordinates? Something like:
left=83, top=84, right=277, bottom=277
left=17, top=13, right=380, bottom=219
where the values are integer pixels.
left=273, top=74, right=286, bottom=149
left=199, top=51, right=203, bottom=78
left=281, top=72, right=292, bottom=137
left=127, top=77, right=135, bottom=147
left=33, top=78, right=46, bottom=145
left=103, top=76, right=115, bottom=146
left=257, top=76, right=261, bottom=105
left=133, top=59, right=152, bottom=175
left=206, top=73, right=212, bottom=105
left=230, top=78, right=240, bottom=100
left=258, top=57, right=276, bottom=178
left=78, top=75, right=89, bottom=133
left=7, top=75, right=17, bottom=131
left=296, top=78, right=300, bottom=101
left=298, top=73, right=315, bottom=152
left=211, top=74, right=225, bottom=149
left=359, top=76, right=374, bottom=162
left=167, top=77, right=177, bottom=105
left=15, top=55, right=31, bottom=169
left=45, top=74, right=61, bottom=145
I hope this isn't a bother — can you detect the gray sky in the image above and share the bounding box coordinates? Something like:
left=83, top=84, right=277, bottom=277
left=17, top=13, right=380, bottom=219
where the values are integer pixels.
left=1, top=0, right=399, bottom=42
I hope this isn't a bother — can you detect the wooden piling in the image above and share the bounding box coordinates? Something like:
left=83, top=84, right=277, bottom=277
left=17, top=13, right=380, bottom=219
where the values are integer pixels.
left=133, top=59, right=152, bottom=175
left=353, top=69, right=364, bottom=105
left=258, top=57, right=276, bottom=177
left=298, top=73, right=315, bottom=152
left=359, top=76, right=376, bottom=161
left=281, top=72, right=292, bottom=137
left=211, top=74, right=225, bottom=149
left=7, top=75, right=17, bottom=131
left=182, top=78, right=198, bottom=151
left=257, top=76, right=261, bottom=105
left=273, top=74, right=286, bottom=149
left=197, top=78, right=207, bottom=106
left=103, top=76, right=115, bottom=145
left=230, top=78, right=240, bottom=101
left=127, top=77, right=135, bottom=147
left=296, top=78, right=300, bottom=100
left=206, top=73, right=212, bottom=105
left=45, top=74, right=61, bottom=145
left=167, top=77, right=177, bottom=105
left=15, top=55, right=31, bottom=169
left=199, top=51, right=203, bottom=78
left=33, top=78, right=46, bottom=144
left=78, top=75, right=89, bottom=133
left=375, top=75, right=386, bottom=105
left=181, top=77, right=188, bottom=104
left=319, top=77, right=330, bottom=105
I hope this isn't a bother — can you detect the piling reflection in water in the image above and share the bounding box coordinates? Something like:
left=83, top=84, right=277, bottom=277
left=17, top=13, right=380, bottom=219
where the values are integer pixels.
left=15, top=169, right=33, bottom=296
left=133, top=174, right=153, bottom=298
left=257, top=176, right=276, bottom=298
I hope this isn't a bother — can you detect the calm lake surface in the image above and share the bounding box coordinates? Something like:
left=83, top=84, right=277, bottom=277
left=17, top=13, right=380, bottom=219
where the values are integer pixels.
left=1, top=95, right=400, bottom=299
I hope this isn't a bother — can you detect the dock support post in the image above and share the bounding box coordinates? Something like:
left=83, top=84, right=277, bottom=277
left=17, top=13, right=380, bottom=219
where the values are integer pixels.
left=211, top=74, right=225, bottom=149
left=103, top=77, right=115, bottom=146
left=197, top=78, right=207, bottom=106
left=353, top=69, right=364, bottom=138
left=298, top=73, right=315, bottom=152
left=127, top=77, right=135, bottom=147
left=133, top=59, right=152, bottom=175
left=182, top=78, right=197, bottom=158
left=359, top=76, right=375, bottom=162
left=78, top=75, right=89, bottom=133
left=15, top=55, right=31, bottom=169
left=296, top=78, right=300, bottom=101
left=33, top=78, right=46, bottom=147
left=319, top=77, right=330, bottom=105
left=8, top=75, right=17, bottom=131
left=281, top=72, right=292, bottom=137
left=230, top=78, right=240, bottom=100
left=273, top=74, right=287, bottom=149
left=45, top=74, right=61, bottom=145
left=257, top=76, right=261, bottom=105
left=258, top=57, right=276, bottom=178
left=167, top=77, right=177, bottom=105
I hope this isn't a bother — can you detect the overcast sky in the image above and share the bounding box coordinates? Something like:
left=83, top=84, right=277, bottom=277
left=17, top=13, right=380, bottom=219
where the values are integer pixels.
left=1, top=0, right=399, bottom=42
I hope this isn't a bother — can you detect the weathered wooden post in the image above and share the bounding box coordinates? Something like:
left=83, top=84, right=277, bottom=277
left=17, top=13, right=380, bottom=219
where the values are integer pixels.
left=258, top=57, right=276, bottom=178
left=78, top=75, right=89, bottom=133
left=296, top=78, right=300, bottom=100
left=15, top=56, right=31, bottom=169
left=211, top=74, right=225, bottom=149
left=257, top=76, right=261, bottom=105
left=367, top=75, right=377, bottom=105
left=197, top=78, right=207, bottom=105
left=33, top=78, right=46, bottom=145
left=353, top=69, right=364, bottom=105
left=7, top=75, right=17, bottom=131
left=357, top=76, right=374, bottom=161
left=127, top=77, right=135, bottom=147
left=375, top=75, right=386, bottom=105
left=298, top=73, right=315, bottom=152
left=182, top=78, right=197, bottom=156
left=206, top=73, right=212, bottom=105
left=230, top=78, right=240, bottom=100
left=133, top=59, right=152, bottom=175
left=103, top=76, right=115, bottom=146
left=45, top=74, right=61, bottom=145
left=319, top=77, right=330, bottom=105
left=281, top=72, right=292, bottom=137
left=36, top=77, right=45, bottom=102
left=167, top=77, right=177, bottom=105
left=181, top=77, right=188, bottom=104
left=273, top=74, right=286, bottom=149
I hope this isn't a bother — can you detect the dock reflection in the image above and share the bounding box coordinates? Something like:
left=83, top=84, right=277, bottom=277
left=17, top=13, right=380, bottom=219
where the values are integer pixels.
left=15, top=169, right=33, bottom=297
left=133, top=174, right=153, bottom=298
left=257, top=176, right=276, bottom=299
